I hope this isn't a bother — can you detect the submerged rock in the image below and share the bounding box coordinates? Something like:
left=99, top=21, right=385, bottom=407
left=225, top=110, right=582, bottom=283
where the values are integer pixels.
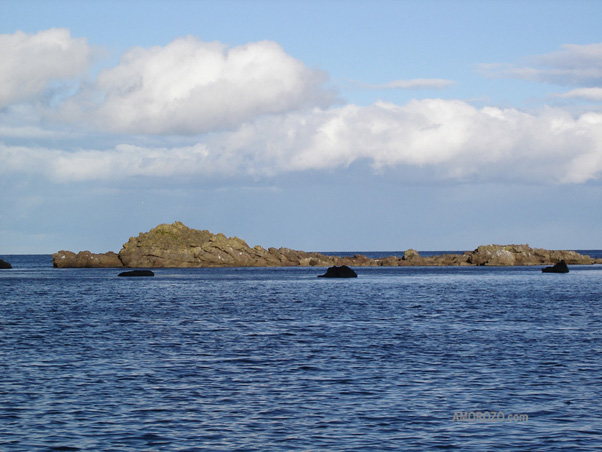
left=0, top=258, right=12, bottom=269
left=542, top=260, right=569, bottom=273
left=318, top=265, right=358, bottom=278
left=118, top=270, right=155, bottom=277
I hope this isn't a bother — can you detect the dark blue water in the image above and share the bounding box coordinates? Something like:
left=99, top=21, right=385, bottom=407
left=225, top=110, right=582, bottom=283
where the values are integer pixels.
left=1, top=255, right=602, bottom=451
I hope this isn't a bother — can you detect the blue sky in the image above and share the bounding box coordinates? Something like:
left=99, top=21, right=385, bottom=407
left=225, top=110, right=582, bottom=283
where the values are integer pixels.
left=1, top=0, right=602, bottom=253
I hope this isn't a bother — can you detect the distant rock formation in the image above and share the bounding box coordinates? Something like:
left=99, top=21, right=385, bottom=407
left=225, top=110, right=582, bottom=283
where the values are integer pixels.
left=52, top=250, right=123, bottom=268
left=318, top=265, right=358, bottom=278
left=52, top=222, right=602, bottom=268
left=542, top=260, right=569, bottom=273
left=118, top=270, right=155, bottom=277
left=0, top=258, right=12, bottom=269
left=465, top=244, right=595, bottom=266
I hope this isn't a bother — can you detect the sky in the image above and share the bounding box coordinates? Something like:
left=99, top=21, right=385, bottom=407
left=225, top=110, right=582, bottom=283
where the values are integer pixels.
left=1, top=0, right=602, bottom=254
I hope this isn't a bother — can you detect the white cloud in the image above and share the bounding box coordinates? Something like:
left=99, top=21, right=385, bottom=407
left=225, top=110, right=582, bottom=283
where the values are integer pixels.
left=3, top=99, right=602, bottom=185
left=367, top=78, right=455, bottom=90
left=0, top=29, right=92, bottom=108
left=225, top=100, right=602, bottom=183
left=553, top=87, right=602, bottom=101
left=2, top=33, right=601, bottom=186
left=62, top=36, right=334, bottom=134
left=479, top=42, right=602, bottom=86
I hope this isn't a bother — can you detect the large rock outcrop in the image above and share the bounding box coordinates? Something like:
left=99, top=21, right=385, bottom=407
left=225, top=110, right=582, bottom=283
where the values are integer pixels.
left=117, top=222, right=339, bottom=268
left=52, top=222, right=602, bottom=268
left=0, top=258, right=12, bottom=269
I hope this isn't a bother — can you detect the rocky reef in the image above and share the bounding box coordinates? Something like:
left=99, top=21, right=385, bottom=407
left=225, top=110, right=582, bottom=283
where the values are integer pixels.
left=462, top=244, right=597, bottom=266
left=52, top=221, right=601, bottom=268
left=52, top=250, right=123, bottom=268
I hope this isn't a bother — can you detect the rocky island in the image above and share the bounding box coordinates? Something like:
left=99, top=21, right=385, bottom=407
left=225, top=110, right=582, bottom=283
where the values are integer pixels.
left=52, top=221, right=601, bottom=268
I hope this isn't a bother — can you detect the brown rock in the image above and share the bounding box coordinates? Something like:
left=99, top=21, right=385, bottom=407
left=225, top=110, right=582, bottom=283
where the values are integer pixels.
left=377, top=256, right=401, bottom=266
left=52, top=250, right=123, bottom=268
left=465, top=244, right=597, bottom=266
left=51, top=222, right=601, bottom=269
left=427, top=253, right=470, bottom=266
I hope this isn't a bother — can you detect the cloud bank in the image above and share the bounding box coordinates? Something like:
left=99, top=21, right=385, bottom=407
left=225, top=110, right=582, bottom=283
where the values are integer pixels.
left=1, top=29, right=602, bottom=187
left=3, top=100, right=601, bottom=184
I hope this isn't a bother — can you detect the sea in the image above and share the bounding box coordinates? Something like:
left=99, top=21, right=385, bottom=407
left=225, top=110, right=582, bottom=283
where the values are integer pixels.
left=1, top=252, right=602, bottom=451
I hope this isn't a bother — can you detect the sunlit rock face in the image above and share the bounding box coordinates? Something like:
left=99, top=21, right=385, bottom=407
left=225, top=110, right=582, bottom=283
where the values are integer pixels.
left=117, top=221, right=333, bottom=268
left=465, top=244, right=597, bottom=266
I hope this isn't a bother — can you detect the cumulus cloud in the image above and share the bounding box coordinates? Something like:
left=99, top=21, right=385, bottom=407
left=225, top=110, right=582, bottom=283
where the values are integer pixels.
left=0, top=28, right=92, bottom=108
left=62, top=36, right=334, bottom=134
left=479, top=42, right=602, bottom=86
left=4, top=99, right=602, bottom=184
left=367, top=78, right=455, bottom=89
left=221, top=100, right=602, bottom=183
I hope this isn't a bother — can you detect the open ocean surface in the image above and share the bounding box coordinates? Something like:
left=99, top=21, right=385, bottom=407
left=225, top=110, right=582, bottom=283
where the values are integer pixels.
left=1, top=252, right=602, bottom=451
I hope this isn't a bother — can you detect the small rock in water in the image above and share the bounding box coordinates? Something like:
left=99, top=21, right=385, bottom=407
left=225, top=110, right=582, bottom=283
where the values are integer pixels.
left=0, top=259, right=12, bottom=269
left=118, top=270, right=155, bottom=277
left=318, top=265, right=357, bottom=278
left=542, top=260, right=569, bottom=273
